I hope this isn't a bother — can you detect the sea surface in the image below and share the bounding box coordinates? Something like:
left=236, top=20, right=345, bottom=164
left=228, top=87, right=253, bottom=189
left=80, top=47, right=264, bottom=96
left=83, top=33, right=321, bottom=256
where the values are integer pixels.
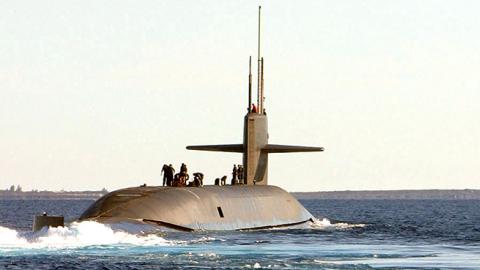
left=0, top=199, right=479, bottom=269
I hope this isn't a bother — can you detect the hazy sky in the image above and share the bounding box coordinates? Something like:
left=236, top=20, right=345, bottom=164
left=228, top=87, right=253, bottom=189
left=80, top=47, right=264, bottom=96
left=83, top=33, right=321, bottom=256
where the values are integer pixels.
left=1, top=1, right=479, bottom=192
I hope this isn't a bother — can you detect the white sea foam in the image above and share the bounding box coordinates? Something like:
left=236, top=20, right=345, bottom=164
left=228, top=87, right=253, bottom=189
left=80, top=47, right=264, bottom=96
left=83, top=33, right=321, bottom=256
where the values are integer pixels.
left=0, top=218, right=364, bottom=251
left=244, top=262, right=262, bottom=269
left=311, top=218, right=365, bottom=229
left=0, top=221, right=171, bottom=250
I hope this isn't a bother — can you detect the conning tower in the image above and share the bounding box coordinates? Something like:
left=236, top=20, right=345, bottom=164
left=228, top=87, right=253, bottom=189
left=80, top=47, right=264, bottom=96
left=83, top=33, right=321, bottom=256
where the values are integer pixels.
left=187, top=6, right=324, bottom=185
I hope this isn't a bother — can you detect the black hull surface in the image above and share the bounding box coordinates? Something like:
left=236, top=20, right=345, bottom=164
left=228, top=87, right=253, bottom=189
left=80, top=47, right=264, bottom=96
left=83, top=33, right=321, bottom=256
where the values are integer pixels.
left=79, top=185, right=314, bottom=231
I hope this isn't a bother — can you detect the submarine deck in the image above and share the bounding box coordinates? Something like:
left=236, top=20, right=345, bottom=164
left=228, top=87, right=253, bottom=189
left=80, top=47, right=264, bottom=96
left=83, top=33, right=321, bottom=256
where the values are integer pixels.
left=79, top=185, right=314, bottom=231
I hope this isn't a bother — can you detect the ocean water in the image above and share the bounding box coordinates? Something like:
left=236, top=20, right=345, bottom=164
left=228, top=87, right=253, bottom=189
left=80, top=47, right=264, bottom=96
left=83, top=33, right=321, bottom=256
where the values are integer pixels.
left=0, top=199, right=479, bottom=269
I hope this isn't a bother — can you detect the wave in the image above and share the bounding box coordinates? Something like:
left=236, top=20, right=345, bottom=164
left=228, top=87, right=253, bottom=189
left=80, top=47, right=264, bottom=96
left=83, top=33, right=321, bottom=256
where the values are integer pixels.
left=0, top=221, right=171, bottom=250
left=0, top=218, right=363, bottom=251
left=310, top=218, right=366, bottom=230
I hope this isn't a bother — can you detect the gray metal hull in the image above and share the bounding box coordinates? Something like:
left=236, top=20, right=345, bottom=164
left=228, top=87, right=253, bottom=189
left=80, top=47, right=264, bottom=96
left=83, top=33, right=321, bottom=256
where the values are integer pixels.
left=79, top=185, right=314, bottom=231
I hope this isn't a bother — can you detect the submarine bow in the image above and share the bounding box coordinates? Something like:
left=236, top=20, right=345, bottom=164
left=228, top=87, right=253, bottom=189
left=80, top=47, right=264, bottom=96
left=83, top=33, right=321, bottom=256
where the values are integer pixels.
left=80, top=185, right=313, bottom=231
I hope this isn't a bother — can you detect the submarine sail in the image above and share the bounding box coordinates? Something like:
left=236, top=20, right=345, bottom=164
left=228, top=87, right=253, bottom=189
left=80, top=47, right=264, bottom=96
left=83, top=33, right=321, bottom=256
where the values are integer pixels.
left=187, top=6, right=323, bottom=185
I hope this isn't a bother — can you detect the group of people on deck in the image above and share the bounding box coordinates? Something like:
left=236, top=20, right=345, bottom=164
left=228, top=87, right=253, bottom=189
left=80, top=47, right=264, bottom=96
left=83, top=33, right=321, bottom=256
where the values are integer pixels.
left=161, top=163, right=203, bottom=187
left=214, top=164, right=244, bottom=186
left=161, top=164, right=244, bottom=187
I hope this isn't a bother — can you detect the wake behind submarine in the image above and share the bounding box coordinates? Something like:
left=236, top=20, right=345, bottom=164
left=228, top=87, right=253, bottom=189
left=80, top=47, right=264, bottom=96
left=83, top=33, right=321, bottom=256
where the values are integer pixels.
left=75, top=7, right=324, bottom=232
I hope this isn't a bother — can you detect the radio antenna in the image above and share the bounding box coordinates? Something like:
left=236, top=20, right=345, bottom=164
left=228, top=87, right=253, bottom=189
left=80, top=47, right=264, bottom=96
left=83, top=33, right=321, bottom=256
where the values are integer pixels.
left=248, top=56, right=252, bottom=112
left=257, top=6, right=262, bottom=112
left=261, top=57, right=264, bottom=112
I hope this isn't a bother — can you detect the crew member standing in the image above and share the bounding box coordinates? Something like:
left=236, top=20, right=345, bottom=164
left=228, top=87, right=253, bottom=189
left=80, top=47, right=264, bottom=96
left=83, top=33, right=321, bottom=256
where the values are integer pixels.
left=161, top=164, right=175, bottom=186
left=251, top=103, right=257, bottom=113
left=231, top=165, right=238, bottom=185
left=167, top=164, right=175, bottom=186
left=180, top=163, right=187, bottom=174
left=237, top=164, right=244, bottom=184
left=179, top=163, right=189, bottom=185
left=161, top=164, right=168, bottom=186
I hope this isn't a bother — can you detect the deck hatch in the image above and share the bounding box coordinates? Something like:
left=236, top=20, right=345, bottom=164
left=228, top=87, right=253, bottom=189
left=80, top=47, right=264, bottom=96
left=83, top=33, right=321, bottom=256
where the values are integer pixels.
left=217, top=206, right=224, bottom=218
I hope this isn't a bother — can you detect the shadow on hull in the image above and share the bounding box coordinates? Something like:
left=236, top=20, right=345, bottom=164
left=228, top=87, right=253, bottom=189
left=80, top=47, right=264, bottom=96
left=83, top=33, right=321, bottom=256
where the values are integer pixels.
left=79, top=185, right=314, bottom=231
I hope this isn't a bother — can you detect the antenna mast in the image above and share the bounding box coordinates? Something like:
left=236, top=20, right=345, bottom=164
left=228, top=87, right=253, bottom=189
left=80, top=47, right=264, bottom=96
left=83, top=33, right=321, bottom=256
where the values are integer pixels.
left=257, top=6, right=262, bottom=113
left=248, top=56, right=252, bottom=112
left=261, top=57, right=264, bottom=112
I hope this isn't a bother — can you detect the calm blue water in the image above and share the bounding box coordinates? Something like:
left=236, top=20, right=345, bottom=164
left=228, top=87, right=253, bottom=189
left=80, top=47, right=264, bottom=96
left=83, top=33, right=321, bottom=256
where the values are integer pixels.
left=0, top=199, right=479, bottom=269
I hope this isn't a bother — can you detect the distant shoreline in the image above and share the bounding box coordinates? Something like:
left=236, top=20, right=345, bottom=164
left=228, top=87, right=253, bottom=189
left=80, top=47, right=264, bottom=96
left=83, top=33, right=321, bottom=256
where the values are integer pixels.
left=0, top=190, right=107, bottom=200
left=292, top=189, right=480, bottom=200
left=1, top=189, right=479, bottom=200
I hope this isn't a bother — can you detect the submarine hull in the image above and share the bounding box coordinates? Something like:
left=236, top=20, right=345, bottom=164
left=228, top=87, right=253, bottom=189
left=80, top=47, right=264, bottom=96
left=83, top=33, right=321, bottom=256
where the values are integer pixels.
left=79, top=185, right=314, bottom=231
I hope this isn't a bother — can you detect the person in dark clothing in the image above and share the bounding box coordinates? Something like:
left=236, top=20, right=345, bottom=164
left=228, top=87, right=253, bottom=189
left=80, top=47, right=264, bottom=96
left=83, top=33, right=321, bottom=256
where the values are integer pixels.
left=173, top=173, right=180, bottom=187
left=179, top=163, right=189, bottom=186
left=231, top=165, right=238, bottom=185
left=192, top=172, right=204, bottom=187
left=161, top=164, right=168, bottom=186
left=167, top=164, right=175, bottom=186
left=161, top=164, right=175, bottom=186
left=221, top=175, right=227, bottom=186
left=180, top=163, right=187, bottom=174
left=237, top=164, right=244, bottom=184
left=251, top=103, right=257, bottom=113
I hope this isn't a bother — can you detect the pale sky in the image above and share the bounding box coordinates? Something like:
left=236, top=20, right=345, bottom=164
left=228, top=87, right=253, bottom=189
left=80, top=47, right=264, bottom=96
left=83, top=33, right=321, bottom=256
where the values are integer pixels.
left=1, top=1, right=479, bottom=192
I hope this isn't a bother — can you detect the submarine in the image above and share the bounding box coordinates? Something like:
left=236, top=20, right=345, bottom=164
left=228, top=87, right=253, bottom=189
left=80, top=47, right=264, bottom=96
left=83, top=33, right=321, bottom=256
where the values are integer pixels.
left=77, top=6, right=324, bottom=231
